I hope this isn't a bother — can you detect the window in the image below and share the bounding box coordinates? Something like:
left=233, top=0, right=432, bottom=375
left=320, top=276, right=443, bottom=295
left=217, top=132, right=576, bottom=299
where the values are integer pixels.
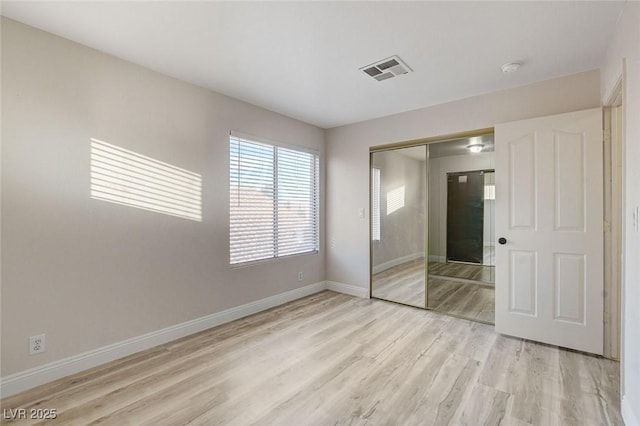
left=229, top=133, right=320, bottom=265
left=484, top=185, right=495, bottom=200
left=371, top=167, right=381, bottom=241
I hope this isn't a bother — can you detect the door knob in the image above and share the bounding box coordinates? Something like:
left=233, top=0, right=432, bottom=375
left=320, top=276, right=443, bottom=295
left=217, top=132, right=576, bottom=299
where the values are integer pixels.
left=498, top=237, right=507, bottom=245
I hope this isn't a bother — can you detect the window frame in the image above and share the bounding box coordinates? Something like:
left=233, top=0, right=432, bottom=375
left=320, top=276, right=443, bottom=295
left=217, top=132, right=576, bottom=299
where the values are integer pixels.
left=371, top=167, right=381, bottom=241
left=229, top=131, right=320, bottom=267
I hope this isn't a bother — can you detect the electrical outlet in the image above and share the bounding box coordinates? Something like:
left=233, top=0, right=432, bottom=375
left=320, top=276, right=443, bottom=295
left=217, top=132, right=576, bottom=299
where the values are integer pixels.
left=298, top=271, right=304, bottom=281
left=29, top=334, right=46, bottom=355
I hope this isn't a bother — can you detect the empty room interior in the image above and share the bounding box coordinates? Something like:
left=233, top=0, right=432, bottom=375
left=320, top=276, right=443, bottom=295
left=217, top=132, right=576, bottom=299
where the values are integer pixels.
left=1, top=1, right=639, bottom=425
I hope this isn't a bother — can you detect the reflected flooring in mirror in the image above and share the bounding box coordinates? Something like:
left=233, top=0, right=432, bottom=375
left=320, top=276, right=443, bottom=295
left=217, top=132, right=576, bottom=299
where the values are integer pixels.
left=429, top=261, right=494, bottom=284
left=372, top=259, right=495, bottom=323
left=371, top=258, right=425, bottom=308
left=427, top=278, right=494, bottom=324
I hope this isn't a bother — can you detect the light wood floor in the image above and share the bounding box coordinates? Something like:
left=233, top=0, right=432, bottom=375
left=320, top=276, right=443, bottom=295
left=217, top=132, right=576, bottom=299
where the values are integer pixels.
left=372, top=260, right=495, bottom=323
left=0, top=291, right=621, bottom=425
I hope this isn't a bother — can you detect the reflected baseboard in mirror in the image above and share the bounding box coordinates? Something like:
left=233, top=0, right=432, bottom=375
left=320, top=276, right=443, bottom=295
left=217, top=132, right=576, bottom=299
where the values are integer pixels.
left=428, top=261, right=494, bottom=285
left=427, top=260, right=495, bottom=324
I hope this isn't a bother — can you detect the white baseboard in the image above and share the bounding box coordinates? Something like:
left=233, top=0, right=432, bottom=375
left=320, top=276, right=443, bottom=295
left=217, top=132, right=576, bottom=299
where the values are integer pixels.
left=428, top=255, right=446, bottom=262
left=326, top=281, right=369, bottom=298
left=0, top=281, right=327, bottom=398
left=373, top=252, right=424, bottom=274
left=622, top=395, right=639, bottom=426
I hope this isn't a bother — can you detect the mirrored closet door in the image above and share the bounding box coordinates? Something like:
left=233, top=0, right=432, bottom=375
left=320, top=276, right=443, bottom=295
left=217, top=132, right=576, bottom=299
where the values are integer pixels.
left=370, top=146, right=427, bottom=308
left=426, top=137, right=495, bottom=324
left=370, top=134, right=496, bottom=324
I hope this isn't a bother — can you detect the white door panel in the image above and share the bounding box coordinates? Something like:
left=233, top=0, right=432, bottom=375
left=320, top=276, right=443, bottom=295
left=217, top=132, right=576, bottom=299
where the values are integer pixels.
left=495, top=108, right=603, bottom=355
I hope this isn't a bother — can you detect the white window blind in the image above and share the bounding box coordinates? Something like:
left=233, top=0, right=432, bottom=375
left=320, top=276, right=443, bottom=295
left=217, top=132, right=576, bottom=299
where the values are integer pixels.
left=229, top=134, right=319, bottom=265
left=484, top=184, right=495, bottom=200
left=372, top=167, right=381, bottom=241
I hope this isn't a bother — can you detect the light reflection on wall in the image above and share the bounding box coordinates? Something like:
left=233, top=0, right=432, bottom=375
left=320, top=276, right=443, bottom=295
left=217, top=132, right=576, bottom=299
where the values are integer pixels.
left=387, top=185, right=405, bottom=215
left=90, top=138, right=202, bottom=221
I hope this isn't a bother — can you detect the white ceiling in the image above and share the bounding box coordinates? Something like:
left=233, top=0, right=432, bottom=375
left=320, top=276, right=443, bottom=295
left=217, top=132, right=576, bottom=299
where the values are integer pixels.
left=1, top=1, right=624, bottom=129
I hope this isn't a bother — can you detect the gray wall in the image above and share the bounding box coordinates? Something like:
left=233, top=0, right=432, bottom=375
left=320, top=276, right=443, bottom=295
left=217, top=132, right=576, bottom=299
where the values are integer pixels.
left=1, top=18, right=325, bottom=376
left=371, top=150, right=425, bottom=270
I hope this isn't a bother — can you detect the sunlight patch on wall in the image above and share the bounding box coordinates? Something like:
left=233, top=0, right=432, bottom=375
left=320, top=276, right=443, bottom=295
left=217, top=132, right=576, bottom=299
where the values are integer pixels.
left=387, top=185, right=405, bottom=215
left=90, top=138, right=202, bottom=221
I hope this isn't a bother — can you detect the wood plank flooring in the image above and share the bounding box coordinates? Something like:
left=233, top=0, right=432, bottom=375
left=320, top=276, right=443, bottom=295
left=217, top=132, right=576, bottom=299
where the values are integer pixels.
left=0, top=291, right=621, bottom=425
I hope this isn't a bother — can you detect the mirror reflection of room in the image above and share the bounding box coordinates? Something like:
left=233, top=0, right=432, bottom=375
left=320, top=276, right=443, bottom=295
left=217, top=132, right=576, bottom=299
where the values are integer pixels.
left=426, top=136, right=495, bottom=323
left=370, top=135, right=495, bottom=323
left=370, top=146, right=427, bottom=308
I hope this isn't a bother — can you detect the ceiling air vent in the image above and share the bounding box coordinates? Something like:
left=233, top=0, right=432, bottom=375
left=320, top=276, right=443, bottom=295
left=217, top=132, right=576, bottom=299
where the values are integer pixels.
left=360, top=55, right=412, bottom=82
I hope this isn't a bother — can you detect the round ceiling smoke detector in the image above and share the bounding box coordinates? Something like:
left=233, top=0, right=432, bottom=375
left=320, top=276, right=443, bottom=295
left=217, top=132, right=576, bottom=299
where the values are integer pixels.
left=501, top=62, right=521, bottom=74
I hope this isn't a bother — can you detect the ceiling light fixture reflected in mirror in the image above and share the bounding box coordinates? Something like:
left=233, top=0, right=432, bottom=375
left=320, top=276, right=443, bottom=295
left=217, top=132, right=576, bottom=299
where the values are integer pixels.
left=466, top=137, right=485, bottom=153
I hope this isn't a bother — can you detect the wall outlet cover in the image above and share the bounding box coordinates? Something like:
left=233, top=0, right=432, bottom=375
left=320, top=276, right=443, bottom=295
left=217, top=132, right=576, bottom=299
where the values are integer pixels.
left=29, top=334, right=46, bottom=355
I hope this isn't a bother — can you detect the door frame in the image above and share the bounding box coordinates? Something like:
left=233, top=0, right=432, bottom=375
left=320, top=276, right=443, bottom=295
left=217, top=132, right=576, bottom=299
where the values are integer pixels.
left=603, top=77, right=624, bottom=360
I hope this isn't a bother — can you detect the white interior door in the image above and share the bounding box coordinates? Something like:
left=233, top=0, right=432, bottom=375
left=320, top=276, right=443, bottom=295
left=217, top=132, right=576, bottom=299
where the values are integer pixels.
left=495, top=108, right=603, bottom=355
